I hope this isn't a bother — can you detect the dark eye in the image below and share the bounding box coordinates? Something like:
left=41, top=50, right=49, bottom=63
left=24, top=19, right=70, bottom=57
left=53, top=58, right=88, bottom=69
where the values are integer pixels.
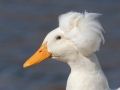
left=56, top=36, right=61, bottom=40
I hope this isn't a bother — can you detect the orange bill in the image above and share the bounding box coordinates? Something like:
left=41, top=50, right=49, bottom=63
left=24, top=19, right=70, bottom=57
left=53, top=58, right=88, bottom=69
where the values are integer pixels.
left=23, top=42, right=51, bottom=68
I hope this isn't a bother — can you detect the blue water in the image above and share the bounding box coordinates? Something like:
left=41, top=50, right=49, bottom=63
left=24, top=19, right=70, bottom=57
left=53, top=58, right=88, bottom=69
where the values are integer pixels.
left=0, top=0, right=120, bottom=90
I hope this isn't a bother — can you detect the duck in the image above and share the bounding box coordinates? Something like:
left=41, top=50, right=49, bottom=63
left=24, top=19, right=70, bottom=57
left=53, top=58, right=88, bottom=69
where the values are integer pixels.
left=23, top=11, right=120, bottom=90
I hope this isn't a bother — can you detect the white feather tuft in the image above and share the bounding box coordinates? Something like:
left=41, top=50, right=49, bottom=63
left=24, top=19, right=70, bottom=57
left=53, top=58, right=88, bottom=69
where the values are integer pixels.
left=117, top=88, right=120, bottom=90
left=59, top=11, right=105, bottom=56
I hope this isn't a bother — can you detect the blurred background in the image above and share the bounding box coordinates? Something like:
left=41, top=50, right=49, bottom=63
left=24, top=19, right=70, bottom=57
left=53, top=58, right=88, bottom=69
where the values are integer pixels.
left=0, top=0, right=120, bottom=90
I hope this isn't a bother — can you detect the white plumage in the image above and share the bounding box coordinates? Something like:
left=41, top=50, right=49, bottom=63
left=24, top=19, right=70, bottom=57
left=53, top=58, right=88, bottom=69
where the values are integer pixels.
left=24, top=11, right=120, bottom=90
left=59, top=11, right=104, bottom=56
left=43, top=11, right=119, bottom=90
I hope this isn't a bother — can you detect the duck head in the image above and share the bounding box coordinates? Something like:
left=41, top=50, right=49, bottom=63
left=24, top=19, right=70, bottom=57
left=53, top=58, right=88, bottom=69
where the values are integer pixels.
left=23, top=11, right=104, bottom=68
left=23, top=28, right=78, bottom=68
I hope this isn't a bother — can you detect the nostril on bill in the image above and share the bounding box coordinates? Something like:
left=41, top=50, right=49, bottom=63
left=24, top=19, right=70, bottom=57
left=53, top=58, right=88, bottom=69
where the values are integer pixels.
left=39, top=50, right=42, bottom=52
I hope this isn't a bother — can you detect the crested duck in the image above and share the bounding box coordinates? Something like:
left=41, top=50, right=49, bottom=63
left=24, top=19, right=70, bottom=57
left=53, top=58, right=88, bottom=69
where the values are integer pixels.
left=23, top=11, right=120, bottom=90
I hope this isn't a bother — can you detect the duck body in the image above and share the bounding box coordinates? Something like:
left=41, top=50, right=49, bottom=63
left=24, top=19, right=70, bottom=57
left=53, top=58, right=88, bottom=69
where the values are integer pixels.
left=66, top=53, right=110, bottom=90
left=23, top=11, right=120, bottom=90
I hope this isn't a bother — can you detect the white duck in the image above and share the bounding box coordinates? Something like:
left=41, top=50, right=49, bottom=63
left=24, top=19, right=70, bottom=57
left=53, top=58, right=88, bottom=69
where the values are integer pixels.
left=23, top=11, right=120, bottom=90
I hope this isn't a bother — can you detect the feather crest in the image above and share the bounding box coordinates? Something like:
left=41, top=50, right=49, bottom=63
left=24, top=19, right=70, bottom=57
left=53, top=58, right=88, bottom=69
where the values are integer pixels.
left=59, top=11, right=105, bottom=56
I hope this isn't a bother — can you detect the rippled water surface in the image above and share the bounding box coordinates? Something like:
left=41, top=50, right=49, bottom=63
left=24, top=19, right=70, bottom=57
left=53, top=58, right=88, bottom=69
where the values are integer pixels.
left=0, top=0, right=120, bottom=90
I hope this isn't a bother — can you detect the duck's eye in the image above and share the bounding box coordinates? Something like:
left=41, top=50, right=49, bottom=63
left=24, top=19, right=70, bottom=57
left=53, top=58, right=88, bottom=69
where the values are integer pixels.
left=56, top=36, right=61, bottom=40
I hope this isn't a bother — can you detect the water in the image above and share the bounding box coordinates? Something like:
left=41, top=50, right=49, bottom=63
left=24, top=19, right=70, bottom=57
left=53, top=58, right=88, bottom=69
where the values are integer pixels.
left=0, top=0, right=120, bottom=90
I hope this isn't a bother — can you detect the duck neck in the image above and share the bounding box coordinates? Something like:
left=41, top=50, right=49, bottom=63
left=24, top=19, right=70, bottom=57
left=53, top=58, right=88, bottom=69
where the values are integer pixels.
left=66, top=53, right=110, bottom=90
